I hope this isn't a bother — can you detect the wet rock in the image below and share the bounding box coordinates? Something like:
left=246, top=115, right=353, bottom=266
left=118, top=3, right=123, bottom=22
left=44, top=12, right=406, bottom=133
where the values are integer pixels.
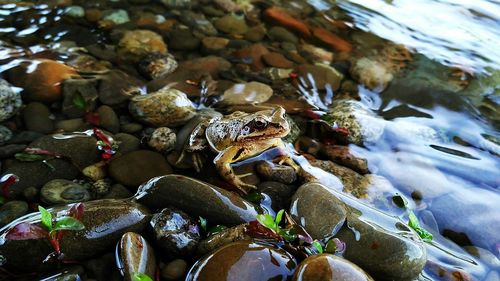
left=257, top=181, right=295, bottom=212
left=160, top=0, right=191, bottom=8
left=255, top=161, right=297, bottom=184
left=264, top=6, right=311, bottom=37
left=129, top=87, right=196, bottom=127
left=294, top=64, right=343, bottom=91
left=291, top=183, right=427, bottom=280
left=350, top=57, right=393, bottom=91
left=0, top=199, right=150, bottom=272
left=0, top=125, right=12, bottom=144
left=149, top=208, right=201, bottom=257
left=162, top=259, right=188, bottom=281
left=41, top=179, right=91, bottom=205
left=321, top=145, right=369, bottom=174
left=262, top=52, right=294, bottom=69
left=323, top=100, right=385, bottom=145
left=104, top=184, right=133, bottom=199
left=117, top=30, right=167, bottom=63
left=114, top=133, right=140, bottom=154
left=91, top=179, right=110, bottom=196
left=120, top=123, right=143, bottom=134
left=201, top=36, right=230, bottom=54
left=196, top=224, right=251, bottom=256
left=178, top=56, right=231, bottom=78
left=102, top=9, right=129, bottom=25
left=82, top=162, right=107, bottom=182
left=7, top=59, right=78, bottom=103
left=244, top=25, right=266, bottom=42
left=98, top=70, right=143, bottom=106
left=137, top=53, right=178, bottom=80
left=23, top=102, right=54, bottom=134
left=268, top=26, right=299, bottom=44
left=61, top=78, right=99, bottom=118
left=3, top=160, right=80, bottom=197
left=0, top=79, right=22, bottom=122
left=55, top=119, right=86, bottom=132
left=109, top=150, right=172, bottom=187
left=233, top=43, right=270, bottom=71
left=214, top=14, right=248, bottom=35
left=430, top=189, right=500, bottom=252
left=85, top=253, right=122, bottom=281
left=221, top=81, right=273, bottom=105
left=292, top=254, right=374, bottom=281
left=30, top=134, right=101, bottom=169
left=148, top=127, right=176, bottom=153
left=0, top=144, right=26, bottom=158
left=96, top=105, right=119, bottom=133
left=135, top=175, right=261, bottom=226
left=117, top=232, right=156, bottom=281
left=186, top=241, right=296, bottom=281
left=39, top=266, right=86, bottom=281
left=167, top=28, right=200, bottom=51
left=22, top=186, right=39, bottom=202
left=0, top=200, right=29, bottom=226
left=179, top=10, right=217, bottom=36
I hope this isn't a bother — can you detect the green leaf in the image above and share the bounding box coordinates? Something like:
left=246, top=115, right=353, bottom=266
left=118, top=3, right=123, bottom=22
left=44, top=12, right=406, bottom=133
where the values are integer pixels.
left=39, top=206, right=52, bottom=231
left=72, top=93, right=87, bottom=110
left=199, top=216, right=207, bottom=232
left=312, top=240, right=323, bottom=253
left=408, top=211, right=433, bottom=242
left=15, top=153, right=45, bottom=162
left=256, top=214, right=277, bottom=232
left=278, top=229, right=297, bottom=241
left=275, top=210, right=284, bottom=226
left=244, top=192, right=264, bottom=203
left=132, top=272, right=153, bottom=281
left=53, top=216, right=85, bottom=232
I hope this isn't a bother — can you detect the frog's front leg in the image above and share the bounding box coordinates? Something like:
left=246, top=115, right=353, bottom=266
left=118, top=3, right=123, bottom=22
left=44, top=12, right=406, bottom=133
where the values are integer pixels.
left=213, top=146, right=257, bottom=194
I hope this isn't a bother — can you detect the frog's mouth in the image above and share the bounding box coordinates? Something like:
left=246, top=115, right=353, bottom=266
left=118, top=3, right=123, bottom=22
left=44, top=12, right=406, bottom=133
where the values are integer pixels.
left=236, top=124, right=289, bottom=142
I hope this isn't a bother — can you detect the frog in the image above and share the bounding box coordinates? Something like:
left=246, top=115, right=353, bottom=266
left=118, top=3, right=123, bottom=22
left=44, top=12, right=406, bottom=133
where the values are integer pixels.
left=176, top=106, right=299, bottom=194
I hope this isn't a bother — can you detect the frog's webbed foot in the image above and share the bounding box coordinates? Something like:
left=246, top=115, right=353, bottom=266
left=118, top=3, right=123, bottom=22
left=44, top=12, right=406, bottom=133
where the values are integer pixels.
left=233, top=174, right=257, bottom=194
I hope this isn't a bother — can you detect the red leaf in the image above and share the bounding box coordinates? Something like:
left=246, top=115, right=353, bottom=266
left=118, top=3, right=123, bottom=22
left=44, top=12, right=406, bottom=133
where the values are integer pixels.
left=303, top=109, right=321, bottom=120
left=93, top=128, right=111, bottom=147
left=68, top=202, right=85, bottom=220
left=6, top=223, right=48, bottom=241
left=1, top=174, right=19, bottom=199
left=246, top=221, right=282, bottom=240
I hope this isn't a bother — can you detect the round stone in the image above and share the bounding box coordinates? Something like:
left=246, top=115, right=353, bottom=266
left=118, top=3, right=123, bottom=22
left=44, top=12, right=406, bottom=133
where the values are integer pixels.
left=292, top=254, right=374, bottom=281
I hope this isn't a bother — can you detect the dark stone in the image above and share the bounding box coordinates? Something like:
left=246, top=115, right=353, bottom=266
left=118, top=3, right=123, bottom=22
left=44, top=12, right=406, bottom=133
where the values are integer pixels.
left=0, top=200, right=29, bottom=226
left=61, top=78, right=98, bottom=118
left=23, top=102, right=54, bottom=134
left=0, top=144, right=27, bottom=158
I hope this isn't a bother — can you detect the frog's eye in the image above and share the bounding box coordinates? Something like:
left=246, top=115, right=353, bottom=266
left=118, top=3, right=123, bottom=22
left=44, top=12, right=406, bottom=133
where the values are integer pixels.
left=253, top=119, right=268, bottom=129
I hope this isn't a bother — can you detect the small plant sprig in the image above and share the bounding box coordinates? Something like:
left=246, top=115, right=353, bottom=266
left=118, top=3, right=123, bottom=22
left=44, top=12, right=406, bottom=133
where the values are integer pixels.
left=93, top=128, right=119, bottom=160
left=72, top=92, right=100, bottom=126
left=133, top=272, right=153, bottom=281
left=250, top=210, right=313, bottom=244
left=14, top=147, right=68, bottom=171
left=198, top=216, right=227, bottom=237
left=6, top=203, right=85, bottom=261
left=392, top=194, right=433, bottom=242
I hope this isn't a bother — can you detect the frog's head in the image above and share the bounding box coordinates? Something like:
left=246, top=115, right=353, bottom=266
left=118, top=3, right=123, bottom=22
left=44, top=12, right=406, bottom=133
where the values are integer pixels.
left=238, top=107, right=290, bottom=141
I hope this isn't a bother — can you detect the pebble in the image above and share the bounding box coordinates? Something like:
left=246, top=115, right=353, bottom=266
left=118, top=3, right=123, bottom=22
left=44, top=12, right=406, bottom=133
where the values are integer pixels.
left=222, top=81, right=273, bottom=105
left=0, top=200, right=29, bottom=226
left=186, top=241, right=296, bottom=281
left=167, top=29, right=200, bottom=51
left=294, top=64, right=344, bottom=91
left=135, top=174, right=261, bottom=226
left=96, top=105, right=120, bottom=133
left=61, top=78, right=98, bottom=118
left=350, top=57, right=393, bottom=91
left=104, top=184, right=133, bottom=199
left=40, top=179, right=91, bottom=205
left=102, top=9, right=130, bottom=25
left=214, top=14, right=249, bottom=35
left=233, top=43, right=270, bottom=71
left=109, top=150, right=173, bottom=187
left=201, top=37, right=230, bottom=54
left=244, top=25, right=266, bottom=42
left=114, top=133, right=141, bottom=154
left=255, top=161, right=297, bottom=184
left=120, top=123, right=143, bottom=134
left=148, top=127, right=176, bottom=154
left=0, top=144, right=26, bottom=158
left=91, top=179, right=111, bottom=196
left=117, top=232, right=156, bottom=281
left=0, top=79, right=22, bottom=122
left=82, top=162, right=107, bottom=182
left=137, top=53, right=178, bottom=80
left=292, top=254, right=374, bottom=281
left=149, top=208, right=201, bottom=256
left=257, top=181, right=295, bottom=212
left=117, top=30, right=168, bottom=63
left=129, top=87, right=196, bottom=127
left=23, top=102, right=54, bottom=134
left=98, top=70, right=143, bottom=106
left=262, top=52, right=294, bottom=68
left=0, top=126, right=13, bottom=145
left=55, top=118, right=86, bottom=132
left=7, top=59, right=78, bottom=103
left=162, top=259, right=188, bottom=280
left=268, top=26, right=299, bottom=44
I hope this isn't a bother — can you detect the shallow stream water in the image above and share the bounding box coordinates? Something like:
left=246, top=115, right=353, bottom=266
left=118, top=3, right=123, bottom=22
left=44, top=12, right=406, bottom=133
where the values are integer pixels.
left=0, top=0, right=498, bottom=280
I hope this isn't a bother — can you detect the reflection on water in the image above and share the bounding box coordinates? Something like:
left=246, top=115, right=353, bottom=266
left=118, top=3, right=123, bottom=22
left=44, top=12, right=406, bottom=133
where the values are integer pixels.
left=337, top=0, right=500, bottom=73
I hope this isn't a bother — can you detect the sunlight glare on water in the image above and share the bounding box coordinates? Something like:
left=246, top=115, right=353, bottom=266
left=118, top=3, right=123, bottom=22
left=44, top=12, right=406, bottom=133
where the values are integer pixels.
left=336, top=0, right=500, bottom=73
